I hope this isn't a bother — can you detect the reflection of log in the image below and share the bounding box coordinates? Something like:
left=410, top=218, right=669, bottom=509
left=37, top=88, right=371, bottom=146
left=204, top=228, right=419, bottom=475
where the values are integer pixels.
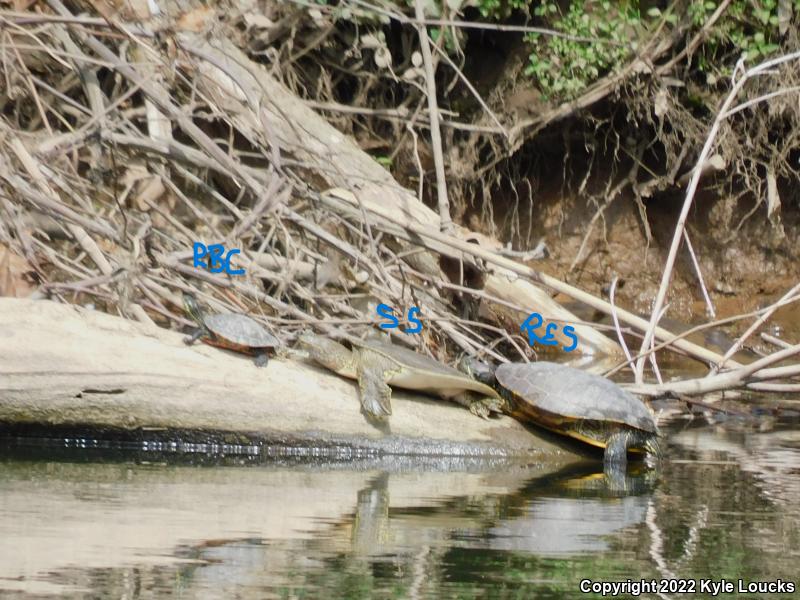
left=0, top=298, right=575, bottom=457
left=0, top=457, right=570, bottom=594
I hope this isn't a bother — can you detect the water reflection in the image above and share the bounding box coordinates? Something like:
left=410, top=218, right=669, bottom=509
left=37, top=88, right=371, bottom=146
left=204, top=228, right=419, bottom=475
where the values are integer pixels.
left=486, top=467, right=656, bottom=555
left=0, top=423, right=798, bottom=598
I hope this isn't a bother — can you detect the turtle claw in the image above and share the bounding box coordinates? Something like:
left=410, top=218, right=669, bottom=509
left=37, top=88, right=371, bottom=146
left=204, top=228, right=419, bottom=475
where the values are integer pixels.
left=469, top=404, right=491, bottom=420
left=469, top=397, right=505, bottom=420
left=274, top=346, right=297, bottom=360
left=184, top=327, right=204, bottom=346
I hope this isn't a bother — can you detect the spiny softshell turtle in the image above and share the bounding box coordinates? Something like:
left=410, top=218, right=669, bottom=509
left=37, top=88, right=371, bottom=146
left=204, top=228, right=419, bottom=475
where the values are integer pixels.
left=468, top=361, right=660, bottom=468
left=296, top=332, right=504, bottom=419
left=183, top=294, right=279, bottom=367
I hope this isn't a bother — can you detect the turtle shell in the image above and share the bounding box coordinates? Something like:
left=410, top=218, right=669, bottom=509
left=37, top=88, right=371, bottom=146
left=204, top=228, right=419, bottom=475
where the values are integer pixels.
left=353, top=338, right=461, bottom=375
left=495, top=362, right=656, bottom=433
left=204, top=313, right=278, bottom=349
left=351, top=338, right=500, bottom=398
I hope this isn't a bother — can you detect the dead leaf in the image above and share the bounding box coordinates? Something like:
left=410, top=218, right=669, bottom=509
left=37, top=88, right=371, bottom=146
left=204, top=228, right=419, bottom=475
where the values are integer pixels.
left=402, top=67, right=424, bottom=81
left=766, top=170, right=781, bottom=219
left=778, top=0, right=792, bottom=35
left=765, top=169, right=786, bottom=243
left=12, top=0, right=38, bottom=10
left=0, top=244, right=36, bottom=298
left=133, top=175, right=166, bottom=211
left=243, top=14, right=275, bottom=30
left=707, top=154, right=726, bottom=171
left=360, top=34, right=383, bottom=49
left=88, top=0, right=151, bottom=21
left=374, top=46, right=392, bottom=69
left=121, top=0, right=151, bottom=20
left=654, top=88, right=669, bottom=118
left=176, top=7, right=214, bottom=32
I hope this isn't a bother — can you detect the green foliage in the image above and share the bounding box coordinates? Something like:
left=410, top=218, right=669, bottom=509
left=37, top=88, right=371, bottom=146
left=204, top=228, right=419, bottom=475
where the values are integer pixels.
left=525, top=1, right=642, bottom=100
left=690, top=0, right=785, bottom=64
left=430, top=26, right=463, bottom=53
left=476, top=0, right=530, bottom=18
left=524, top=0, right=790, bottom=99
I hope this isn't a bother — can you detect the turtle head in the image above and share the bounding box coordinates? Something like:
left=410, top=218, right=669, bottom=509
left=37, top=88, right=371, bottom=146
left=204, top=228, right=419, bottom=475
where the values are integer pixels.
left=458, top=356, right=498, bottom=387
left=295, top=331, right=354, bottom=374
left=644, top=434, right=662, bottom=460
left=183, top=293, right=205, bottom=325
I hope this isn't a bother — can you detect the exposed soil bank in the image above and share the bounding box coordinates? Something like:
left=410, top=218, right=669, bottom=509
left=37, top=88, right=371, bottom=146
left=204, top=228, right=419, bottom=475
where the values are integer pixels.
left=0, top=298, right=578, bottom=461
left=486, top=178, right=800, bottom=338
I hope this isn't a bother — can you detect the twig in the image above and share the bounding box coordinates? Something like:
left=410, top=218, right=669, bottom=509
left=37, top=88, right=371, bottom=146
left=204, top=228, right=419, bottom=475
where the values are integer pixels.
left=605, top=292, right=800, bottom=377
left=319, top=188, right=736, bottom=367
left=655, top=0, right=733, bottom=75
left=413, top=0, right=452, bottom=233
left=427, top=37, right=508, bottom=140
left=45, top=0, right=277, bottom=214
left=682, top=230, right=715, bottom=318
left=304, top=100, right=504, bottom=134
left=761, top=333, right=792, bottom=350
left=498, top=240, right=548, bottom=261
left=609, top=277, right=634, bottom=371
left=628, top=342, right=800, bottom=397
left=635, top=50, right=800, bottom=383
left=712, top=282, right=800, bottom=373
left=7, top=136, right=154, bottom=326
left=328, top=0, right=625, bottom=44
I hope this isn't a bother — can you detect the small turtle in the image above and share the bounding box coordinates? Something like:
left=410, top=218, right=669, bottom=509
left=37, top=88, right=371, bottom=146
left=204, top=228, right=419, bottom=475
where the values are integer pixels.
left=466, top=360, right=660, bottom=469
left=296, top=332, right=504, bottom=419
left=183, top=294, right=279, bottom=367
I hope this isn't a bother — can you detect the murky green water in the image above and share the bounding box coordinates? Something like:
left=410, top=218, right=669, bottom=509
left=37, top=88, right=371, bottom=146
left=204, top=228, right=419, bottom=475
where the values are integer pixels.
left=1, top=416, right=798, bottom=599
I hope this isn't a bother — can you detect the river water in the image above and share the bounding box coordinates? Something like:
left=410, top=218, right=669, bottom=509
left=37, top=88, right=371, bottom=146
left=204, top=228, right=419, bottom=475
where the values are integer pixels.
left=0, top=412, right=798, bottom=599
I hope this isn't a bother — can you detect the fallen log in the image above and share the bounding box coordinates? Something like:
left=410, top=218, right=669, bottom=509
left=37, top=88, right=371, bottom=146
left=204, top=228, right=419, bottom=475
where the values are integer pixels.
left=0, top=298, right=577, bottom=459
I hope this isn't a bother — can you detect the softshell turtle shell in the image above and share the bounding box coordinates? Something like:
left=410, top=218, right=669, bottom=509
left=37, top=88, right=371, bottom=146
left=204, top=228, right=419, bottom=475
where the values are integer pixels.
left=495, top=362, right=659, bottom=465
left=297, top=332, right=504, bottom=419
left=183, top=294, right=279, bottom=367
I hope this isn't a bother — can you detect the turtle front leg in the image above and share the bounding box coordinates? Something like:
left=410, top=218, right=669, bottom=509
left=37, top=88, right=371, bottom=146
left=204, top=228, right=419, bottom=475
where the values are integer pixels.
left=253, top=352, right=269, bottom=368
left=358, top=372, right=393, bottom=418
left=603, top=430, right=631, bottom=469
left=184, top=328, right=205, bottom=345
left=356, top=355, right=393, bottom=418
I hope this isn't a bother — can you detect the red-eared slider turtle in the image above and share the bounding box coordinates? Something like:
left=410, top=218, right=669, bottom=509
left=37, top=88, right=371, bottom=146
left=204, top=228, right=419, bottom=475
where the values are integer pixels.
left=296, top=332, right=504, bottom=419
left=466, top=360, right=660, bottom=468
left=183, top=294, right=279, bottom=367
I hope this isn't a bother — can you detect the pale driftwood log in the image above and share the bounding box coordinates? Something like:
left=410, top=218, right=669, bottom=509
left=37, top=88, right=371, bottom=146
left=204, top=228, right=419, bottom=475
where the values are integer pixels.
left=184, top=35, right=621, bottom=356
left=0, top=298, right=576, bottom=458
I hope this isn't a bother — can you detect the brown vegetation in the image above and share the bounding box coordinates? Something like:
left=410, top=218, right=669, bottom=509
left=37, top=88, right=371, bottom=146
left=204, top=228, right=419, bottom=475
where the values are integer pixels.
left=1, top=0, right=799, bottom=403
